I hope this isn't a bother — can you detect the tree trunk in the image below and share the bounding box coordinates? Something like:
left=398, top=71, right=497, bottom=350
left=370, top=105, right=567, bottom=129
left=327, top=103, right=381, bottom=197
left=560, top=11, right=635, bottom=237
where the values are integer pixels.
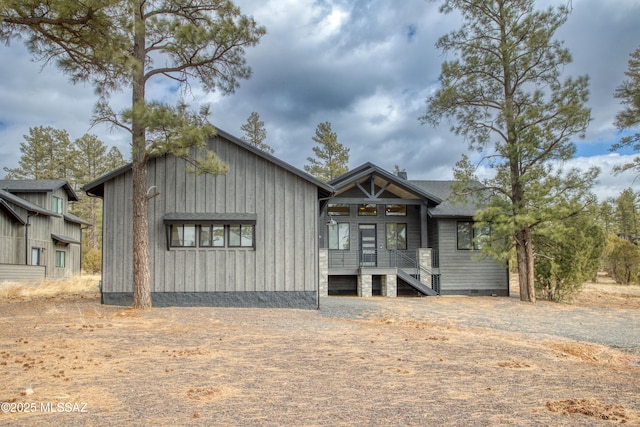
left=131, top=0, right=152, bottom=309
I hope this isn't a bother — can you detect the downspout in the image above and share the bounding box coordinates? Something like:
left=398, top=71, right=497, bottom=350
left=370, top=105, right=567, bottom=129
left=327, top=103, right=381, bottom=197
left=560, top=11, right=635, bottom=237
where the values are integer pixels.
left=317, top=194, right=335, bottom=309
left=25, top=212, right=38, bottom=265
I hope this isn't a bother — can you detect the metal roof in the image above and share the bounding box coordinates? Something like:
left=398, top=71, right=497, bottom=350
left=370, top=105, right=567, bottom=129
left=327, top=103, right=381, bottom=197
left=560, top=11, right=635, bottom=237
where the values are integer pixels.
left=51, top=234, right=81, bottom=245
left=411, top=180, right=484, bottom=218
left=83, top=126, right=334, bottom=199
left=163, top=212, right=258, bottom=224
left=0, top=189, right=59, bottom=217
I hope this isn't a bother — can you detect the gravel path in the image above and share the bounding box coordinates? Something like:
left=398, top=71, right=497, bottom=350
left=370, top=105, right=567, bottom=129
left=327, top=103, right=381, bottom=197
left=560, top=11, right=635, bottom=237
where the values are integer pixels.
left=319, top=296, right=640, bottom=353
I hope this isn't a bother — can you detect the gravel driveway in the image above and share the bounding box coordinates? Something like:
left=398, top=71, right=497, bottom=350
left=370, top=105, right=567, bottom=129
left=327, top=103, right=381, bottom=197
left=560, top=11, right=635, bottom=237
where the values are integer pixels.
left=319, top=296, right=640, bottom=353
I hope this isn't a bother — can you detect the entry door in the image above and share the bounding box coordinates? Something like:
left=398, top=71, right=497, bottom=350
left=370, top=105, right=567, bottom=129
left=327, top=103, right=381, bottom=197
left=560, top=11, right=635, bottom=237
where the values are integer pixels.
left=359, top=224, right=377, bottom=267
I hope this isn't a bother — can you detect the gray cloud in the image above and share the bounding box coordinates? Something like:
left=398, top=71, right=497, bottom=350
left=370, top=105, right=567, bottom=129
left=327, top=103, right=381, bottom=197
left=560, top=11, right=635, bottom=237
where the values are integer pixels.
left=0, top=0, right=638, bottom=197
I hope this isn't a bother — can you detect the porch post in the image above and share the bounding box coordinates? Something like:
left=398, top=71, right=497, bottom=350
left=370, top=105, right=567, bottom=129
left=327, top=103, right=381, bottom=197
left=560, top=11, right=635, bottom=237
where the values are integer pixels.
left=357, top=274, right=372, bottom=297
left=319, top=248, right=329, bottom=297
left=420, top=203, right=428, bottom=247
left=381, top=274, right=397, bottom=298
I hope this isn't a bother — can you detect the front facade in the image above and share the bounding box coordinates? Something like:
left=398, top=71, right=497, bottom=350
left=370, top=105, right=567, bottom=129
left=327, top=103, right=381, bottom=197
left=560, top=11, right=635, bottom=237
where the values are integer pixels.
left=84, top=129, right=332, bottom=308
left=0, top=180, right=89, bottom=281
left=319, top=163, right=509, bottom=297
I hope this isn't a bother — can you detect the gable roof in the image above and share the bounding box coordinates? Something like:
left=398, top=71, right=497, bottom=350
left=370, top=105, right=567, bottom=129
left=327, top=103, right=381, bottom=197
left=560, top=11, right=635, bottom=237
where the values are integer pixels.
left=329, top=162, right=442, bottom=205
left=0, top=179, right=79, bottom=201
left=83, top=127, right=334, bottom=199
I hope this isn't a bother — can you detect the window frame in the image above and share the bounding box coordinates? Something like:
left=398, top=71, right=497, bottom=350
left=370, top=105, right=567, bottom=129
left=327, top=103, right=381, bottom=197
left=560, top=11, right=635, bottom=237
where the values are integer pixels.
left=385, top=204, right=406, bottom=216
left=55, top=250, right=66, bottom=268
left=228, top=224, right=255, bottom=248
left=170, top=224, right=197, bottom=248
left=385, top=223, right=407, bottom=250
left=358, top=204, right=377, bottom=216
left=167, top=222, right=255, bottom=250
left=457, top=221, right=490, bottom=250
left=327, top=204, right=350, bottom=216
left=328, top=222, right=350, bottom=250
left=52, top=196, right=63, bottom=214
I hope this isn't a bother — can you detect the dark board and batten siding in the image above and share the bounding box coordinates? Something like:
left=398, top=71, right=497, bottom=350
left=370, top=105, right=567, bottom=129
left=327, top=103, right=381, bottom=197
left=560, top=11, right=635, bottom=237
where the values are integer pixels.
left=101, top=135, right=320, bottom=307
left=436, top=219, right=508, bottom=295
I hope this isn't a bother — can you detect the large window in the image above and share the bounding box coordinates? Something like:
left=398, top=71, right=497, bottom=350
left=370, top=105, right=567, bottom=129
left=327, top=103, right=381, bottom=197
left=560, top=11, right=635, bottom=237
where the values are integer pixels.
left=385, top=204, right=406, bottom=216
left=328, top=204, right=350, bottom=216
left=169, top=224, right=254, bottom=249
left=171, top=224, right=197, bottom=247
left=52, top=196, right=63, bottom=214
left=229, top=224, right=255, bottom=247
left=328, top=223, right=350, bottom=250
left=55, top=250, right=66, bottom=268
left=457, top=221, right=490, bottom=250
left=358, top=204, right=377, bottom=216
left=200, top=225, right=225, bottom=247
left=386, top=223, right=407, bottom=250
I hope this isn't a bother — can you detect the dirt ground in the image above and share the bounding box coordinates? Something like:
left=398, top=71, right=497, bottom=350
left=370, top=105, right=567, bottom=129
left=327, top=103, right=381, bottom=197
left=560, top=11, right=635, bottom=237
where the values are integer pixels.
left=0, top=279, right=639, bottom=426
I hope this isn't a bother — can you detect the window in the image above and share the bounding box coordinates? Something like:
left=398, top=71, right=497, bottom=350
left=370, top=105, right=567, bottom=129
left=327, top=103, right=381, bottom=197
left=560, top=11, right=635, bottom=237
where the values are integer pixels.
left=385, top=204, right=406, bottom=216
left=457, top=221, right=490, bottom=250
left=358, top=204, right=377, bottom=216
left=171, top=224, right=197, bottom=247
left=169, top=223, right=254, bottom=249
left=31, top=247, right=40, bottom=266
left=55, top=250, right=65, bottom=268
left=200, top=225, right=225, bottom=247
left=328, top=223, right=350, bottom=250
left=328, top=204, right=350, bottom=216
left=386, top=223, right=407, bottom=250
left=229, top=224, right=255, bottom=248
left=52, top=196, right=63, bottom=214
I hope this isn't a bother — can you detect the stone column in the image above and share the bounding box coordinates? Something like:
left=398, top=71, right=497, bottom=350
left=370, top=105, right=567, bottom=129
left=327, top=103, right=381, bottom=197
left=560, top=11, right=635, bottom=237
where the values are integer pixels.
left=357, top=274, right=372, bottom=297
left=418, top=248, right=432, bottom=288
left=381, top=274, right=397, bottom=298
left=319, top=248, right=329, bottom=297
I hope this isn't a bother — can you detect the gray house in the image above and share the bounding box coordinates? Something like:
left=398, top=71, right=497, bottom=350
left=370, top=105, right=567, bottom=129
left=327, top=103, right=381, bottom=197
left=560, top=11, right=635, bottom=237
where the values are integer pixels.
left=318, top=163, right=508, bottom=297
left=83, top=128, right=333, bottom=308
left=0, top=180, right=90, bottom=281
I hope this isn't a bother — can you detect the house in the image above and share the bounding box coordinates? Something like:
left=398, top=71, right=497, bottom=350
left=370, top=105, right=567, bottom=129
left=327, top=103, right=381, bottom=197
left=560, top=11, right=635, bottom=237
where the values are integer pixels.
left=318, top=163, right=509, bottom=297
left=83, top=128, right=333, bottom=308
left=0, top=180, right=90, bottom=281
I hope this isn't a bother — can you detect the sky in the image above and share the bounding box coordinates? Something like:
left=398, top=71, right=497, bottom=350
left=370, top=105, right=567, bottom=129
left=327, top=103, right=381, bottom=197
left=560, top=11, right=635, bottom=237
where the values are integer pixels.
left=0, top=0, right=638, bottom=200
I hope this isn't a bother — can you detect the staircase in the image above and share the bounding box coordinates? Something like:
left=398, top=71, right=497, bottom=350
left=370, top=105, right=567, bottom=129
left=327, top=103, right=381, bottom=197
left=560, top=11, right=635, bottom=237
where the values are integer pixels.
left=396, top=268, right=438, bottom=296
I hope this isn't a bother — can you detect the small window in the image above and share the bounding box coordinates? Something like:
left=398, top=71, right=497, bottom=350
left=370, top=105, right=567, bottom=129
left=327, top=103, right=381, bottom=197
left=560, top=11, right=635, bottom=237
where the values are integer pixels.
left=171, top=224, right=197, bottom=247
left=229, top=224, right=254, bottom=247
left=55, top=250, right=66, bottom=268
left=328, top=204, right=350, bottom=216
left=328, top=223, right=350, bottom=250
left=386, top=223, right=407, bottom=250
left=200, top=225, right=225, bottom=247
left=52, top=196, right=63, bottom=214
left=358, top=204, right=377, bottom=216
left=457, top=221, right=490, bottom=250
left=385, top=205, right=406, bottom=216
left=31, top=247, right=41, bottom=266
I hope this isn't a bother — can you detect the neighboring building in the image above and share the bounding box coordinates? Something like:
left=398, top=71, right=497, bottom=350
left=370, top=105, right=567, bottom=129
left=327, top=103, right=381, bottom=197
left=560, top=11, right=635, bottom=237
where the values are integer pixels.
left=319, top=163, right=509, bottom=297
left=0, top=180, right=90, bottom=281
left=83, top=129, right=333, bottom=308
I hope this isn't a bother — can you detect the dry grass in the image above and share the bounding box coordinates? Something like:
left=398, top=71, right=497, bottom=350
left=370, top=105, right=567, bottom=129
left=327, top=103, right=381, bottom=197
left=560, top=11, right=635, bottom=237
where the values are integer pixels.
left=0, top=275, right=99, bottom=300
left=0, top=276, right=638, bottom=426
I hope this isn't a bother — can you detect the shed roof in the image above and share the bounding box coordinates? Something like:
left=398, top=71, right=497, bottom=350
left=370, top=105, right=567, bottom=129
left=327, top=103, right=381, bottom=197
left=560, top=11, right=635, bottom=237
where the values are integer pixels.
left=83, top=127, right=334, bottom=199
left=0, top=189, right=59, bottom=217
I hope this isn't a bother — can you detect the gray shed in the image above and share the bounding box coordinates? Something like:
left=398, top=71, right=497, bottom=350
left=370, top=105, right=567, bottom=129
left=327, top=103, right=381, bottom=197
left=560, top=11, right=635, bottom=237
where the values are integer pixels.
left=84, top=128, right=333, bottom=308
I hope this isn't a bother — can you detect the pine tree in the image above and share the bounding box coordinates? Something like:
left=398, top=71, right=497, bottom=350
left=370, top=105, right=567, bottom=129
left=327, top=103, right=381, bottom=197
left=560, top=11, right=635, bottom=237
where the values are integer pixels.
left=1, top=1, right=266, bottom=308
left=241, top=112, right=273, bottom=154
left=3, top=126, right=76, bottom=182
left=612, top=45, right=640, bottom=176
left=304, top=122, right=349, bottom=182
left=422, top=0, right=596, bottom=302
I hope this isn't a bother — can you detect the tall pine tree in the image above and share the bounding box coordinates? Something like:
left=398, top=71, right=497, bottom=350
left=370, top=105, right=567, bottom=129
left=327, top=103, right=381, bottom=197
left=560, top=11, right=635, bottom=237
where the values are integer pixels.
left=304, top=122, right=349, bottom=182
left=422, top=0, right=596, bottom=302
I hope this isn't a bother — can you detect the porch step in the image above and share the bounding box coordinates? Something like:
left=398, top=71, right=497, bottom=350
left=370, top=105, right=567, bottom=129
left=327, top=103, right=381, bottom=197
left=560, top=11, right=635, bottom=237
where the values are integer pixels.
left=397, top=269, right=438, bottom=296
